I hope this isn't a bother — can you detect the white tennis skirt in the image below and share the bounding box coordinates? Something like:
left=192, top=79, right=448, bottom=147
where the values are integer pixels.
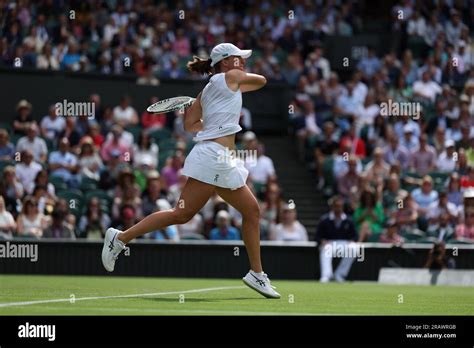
left=182, top=141, right=249, bottom=190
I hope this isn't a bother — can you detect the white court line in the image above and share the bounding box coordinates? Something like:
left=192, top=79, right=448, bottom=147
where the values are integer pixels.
left=0, top=286, right=246, bottom=308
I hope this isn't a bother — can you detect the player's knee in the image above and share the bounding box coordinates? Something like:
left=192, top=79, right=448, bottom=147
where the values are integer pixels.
left=244, top=203, right=260, bottom=222
left=173, top=208, right=194, bottom=225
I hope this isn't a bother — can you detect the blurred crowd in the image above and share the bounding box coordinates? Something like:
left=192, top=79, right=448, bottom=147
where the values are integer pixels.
left=0, top=0, right=473, bottom=246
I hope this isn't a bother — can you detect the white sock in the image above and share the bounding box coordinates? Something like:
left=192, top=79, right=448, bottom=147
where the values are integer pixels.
left=251, top=270, right=264, bottom=276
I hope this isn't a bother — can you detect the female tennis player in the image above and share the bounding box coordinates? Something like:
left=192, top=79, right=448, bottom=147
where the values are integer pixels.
left=102, top=43, right=280, bottom=299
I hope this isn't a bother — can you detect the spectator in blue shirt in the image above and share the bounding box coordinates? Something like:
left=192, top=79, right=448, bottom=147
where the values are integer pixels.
left=0, top=129, right=15, bottom=161
left=61, top=43, right=81, bottom=71
left=210, top=210, right=240, bottom=241
left=48, top=137, right=80, bottom=188
left=357, top=46, right=381, bottom=80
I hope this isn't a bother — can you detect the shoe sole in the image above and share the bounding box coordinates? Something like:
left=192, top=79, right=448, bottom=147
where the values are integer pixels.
left=242, top=278, right=281, bottom=299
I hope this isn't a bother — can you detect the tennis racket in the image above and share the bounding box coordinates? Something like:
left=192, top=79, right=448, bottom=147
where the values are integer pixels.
left=146, top=96, right=196, bottom=113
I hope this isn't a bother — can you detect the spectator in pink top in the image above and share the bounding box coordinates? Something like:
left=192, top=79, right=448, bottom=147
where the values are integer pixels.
left=172, top=29, right=191, bottom=57
left=160, top=151, right=184, bottom=189
left=100, top=125, right=131, bottom=163
left=455, top=211, right=474, bottom=241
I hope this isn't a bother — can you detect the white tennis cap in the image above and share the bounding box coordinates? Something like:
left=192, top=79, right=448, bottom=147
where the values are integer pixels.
left=210, top=43, right=252, bottom=67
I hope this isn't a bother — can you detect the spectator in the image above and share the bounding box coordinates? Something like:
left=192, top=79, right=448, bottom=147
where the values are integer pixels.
left=357, top=46, right=381, bottom=80
left=166, top=170, right=187, bottom=207
left=447, top=173, right=463, bottom=207
left=113, top=95, right=138, bottom=128
left=455, top=211, right=474, bottom=241
left=411, top=176, right=439, bottom=220
left=142, top=171, right=166, bottom=216
left=33, top=169, right=56, bottom=201
left=209, top=210, right=240, bottom=241
left=43, top=207, right=75, bottom=239
left=141, top=96, right=167, bottom=131
left=40, top=105, right=66, bottom=140
left=413, top=71, right=441, bottom=103
left=395, top=192, right=419, bottom=235
left=410, top=134, right=436, bottom=175
left=0, top=196, right=16, bottom=239
left=16, top=196, right=48, bottom=238
left=0, top=129, right=15, bottom=161
left=383, top=135, right=411, bottom=171
left=78, top=197, right=111, bottom=240
left=132, top=130, right=158, bottom=169
left=48, top=137, right=81, bottom=188
left=260, top=183, right=284, bottom=240
left=353, top=188, right=385, bottom=242
left=270, top=202, right=308, bottom=242
left=436, top=140, right=457, bottom=173
left=16, top=123, right=48, bottom=163
left=379, top=219, right=404, bottom=244
left=112, top=183, right=143, bottom=221
left=15, top=150, right=42, bottom=195
left=427, top=191, right=459, bottom=225
left=424, top=242, right=454, bottom=270
left=244, top=142, right=276, bottom=187
left=460, top=166, right=474, bottom=189
left=382, top=174, right=405, bottom=214
left=426, top=212, right=456, bottom=242
left=316, top=195, right=358, bottom=282
left=100, top=125, right=131, bottom=163
left=337, top=157, right=361, bottom=201
left=78, top=139, right=103, bottom=181
left=58, top=117, right=81, bottom=150
left=161, top=151, right=184, bottom=189
left=13, top=99, right=34, bottom=136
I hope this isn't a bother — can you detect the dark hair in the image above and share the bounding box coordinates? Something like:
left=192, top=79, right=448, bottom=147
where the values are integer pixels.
left=187, top=56, right=214, bottom=75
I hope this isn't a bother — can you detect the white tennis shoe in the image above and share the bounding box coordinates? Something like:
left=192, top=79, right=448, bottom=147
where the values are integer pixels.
left=102, top=228, right=126, bottom=272
left=242, top=270, right=281, bottom=299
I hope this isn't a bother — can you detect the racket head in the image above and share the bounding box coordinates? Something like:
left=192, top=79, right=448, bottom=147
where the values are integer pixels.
left=146, top=96, right=196, bottom=113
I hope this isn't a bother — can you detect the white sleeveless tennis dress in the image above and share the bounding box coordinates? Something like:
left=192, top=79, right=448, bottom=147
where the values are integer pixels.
left=182, top=72, right=249, bottom=190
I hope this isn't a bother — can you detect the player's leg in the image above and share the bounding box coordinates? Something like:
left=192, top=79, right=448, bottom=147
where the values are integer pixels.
left=215, top=184, right=280, bottom=298
left=102, top=178, right=215, bottom=272
left=215, top=184, right=262, bottom=272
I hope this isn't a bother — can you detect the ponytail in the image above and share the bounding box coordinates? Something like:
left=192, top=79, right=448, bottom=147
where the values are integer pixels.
left=187, top=56, right=213, bottom=75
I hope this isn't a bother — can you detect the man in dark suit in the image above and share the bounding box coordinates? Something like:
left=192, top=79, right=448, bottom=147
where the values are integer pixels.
left=316, top=195, right=359, bottom=282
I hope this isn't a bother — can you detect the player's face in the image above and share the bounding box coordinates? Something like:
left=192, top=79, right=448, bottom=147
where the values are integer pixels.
left=227, top=56, right=246, bottom=71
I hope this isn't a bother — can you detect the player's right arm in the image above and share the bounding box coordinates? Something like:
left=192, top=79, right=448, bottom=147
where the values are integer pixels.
left=225, top=69, right=267, bottom=93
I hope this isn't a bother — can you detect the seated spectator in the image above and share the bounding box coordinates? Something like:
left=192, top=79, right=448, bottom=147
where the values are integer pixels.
left=379, top=219, right=404, bottom=244
left=270, top=202, right=308, bottom=242
left=333, top=143, right=363, bottom=178
left=456, top=149, right=469, bottom=176
left=113, top=95, right=138, bottom=128
left=147, top=199, right=180, bottom=241
left=16, top=196, right=48, bottom=238
left=339, top=124, right=366, bottom=159
left=357, top=46, right=381, bottom=80
left=33, top=169, right=56, bottom=201
left=436, top=140, right=457, bottom=172
left=313, top=121, right=339, bottom=188
left=447, top=173, right=463, bottom=207
left=455, top=211, right=474, bottom=241
left=244, top=141, right=277, bottom=187
left=337, top=157, right=361, bottom=201
left=209, top=210, right=240, bottom=241
left=460, top=166, right=474, bottom=189
left=16, top=123, right=48, bottom=163
left=413, top=71, right=441, bottom=103
left=0, top=196, right=16, bottom=239
left=395, top=192, right=419, bottom=235
left=2, top=166, right=24, bottom=213
left=86, top=122, right=104, bottom=149
left=132, top=130, right=158, bottom=169
left=141, top=96, right=167, bottom=131
left=142, top=171, right=166, bottom=216
left=353, top=188, right=385, bottom=242
left=15, top=150, right=42, bottom=195
left=316, top=195, right=358, bottom=282
left=364, top=147, right=390, bottom=187
left=399, top=123, right=419, bottom=151
left=114, top=167, right=141, bottom=199
left=43, top=207, right=75, bottom=239
left=55, top=198, right=77, bottom=228
left=13, top=99, right=34, bottom=136
left=78, top=197, right=111, bottom=240
left=383, top=133, right=411, bottom=171
left=427, top=191, right=459, bottom=225
left=40, top=104, right=66, bottom=140
left=78, top=139, right=103, bottom=181
left=58, top=118, right=81, bottom=150
left=161, top=151, right=184, bottom=189
left=100, top=125, right=131, bottom=163
left=382, top=174, right=405, bottom=214
left=412, top=176, right=439, bottom=218
left=427, top=212, right=456, bottom=242
left=112, top=183, right=143, bottom=221
left=116, top=205, right=138, bottom=232
left=260, top=183, right=284, bottom=240
left=49, top=137, right=81, bottom=188
left=410, top=134, right=436, bottom=175
left=0, top=129, right=15, bottom=160
left=32, top=185, right=54, bottom=215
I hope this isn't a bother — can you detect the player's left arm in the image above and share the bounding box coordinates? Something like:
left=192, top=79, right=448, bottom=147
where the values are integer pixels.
left=184, top=92, right=203, bottom=132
